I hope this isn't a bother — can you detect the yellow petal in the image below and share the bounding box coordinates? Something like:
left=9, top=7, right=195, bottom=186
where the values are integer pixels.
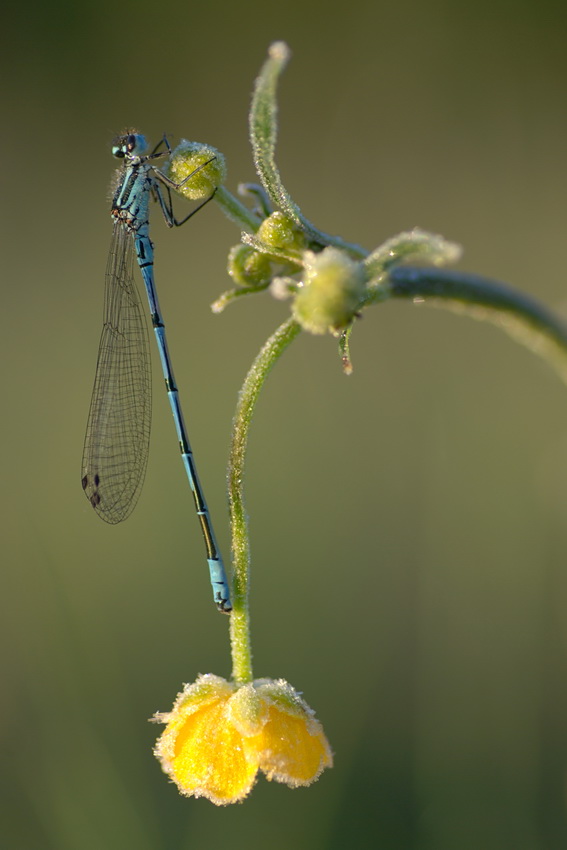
left=154, top=679, right=259, bottom=806
left=226, top=682, right=269, bottom=736
left=245, top=705, right=333, bottom=786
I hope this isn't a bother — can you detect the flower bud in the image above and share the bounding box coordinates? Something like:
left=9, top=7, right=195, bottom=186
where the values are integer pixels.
left=256, top=211, right=304, bottom=252
left=293, top=248, right=365, bottom=335
left=166, top=140, right=227, bottom=200
left=228, top=244, right=272, bottom=287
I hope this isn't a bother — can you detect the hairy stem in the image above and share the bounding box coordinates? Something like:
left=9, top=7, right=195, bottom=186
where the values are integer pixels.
left=228, top=318, right=302, bottom=684
left=214, top=185, right=262, bottom=232
left=385, top=267, right=567, bottom=384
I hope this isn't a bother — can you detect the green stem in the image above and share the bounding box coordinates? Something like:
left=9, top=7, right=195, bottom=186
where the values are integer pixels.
left=250, top=42, right=367, bottom=259
left=214, top=185, right=262, bottom=232
left=228, top=318, right=302, bottom=684
left=384, top=267, right=567, bottom=384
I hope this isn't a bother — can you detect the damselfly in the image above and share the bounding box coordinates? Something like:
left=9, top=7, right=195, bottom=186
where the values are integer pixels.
left=81, top=131, right=231, bottom=612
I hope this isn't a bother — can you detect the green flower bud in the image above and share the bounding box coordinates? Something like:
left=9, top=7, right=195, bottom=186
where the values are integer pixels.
left=166, top=140, right=227, bottom=200
left=292, top=248, right=366, bottom=335
left=256, top=211, right=304, bottom=252
left=228, top=244, right=272, bottom=287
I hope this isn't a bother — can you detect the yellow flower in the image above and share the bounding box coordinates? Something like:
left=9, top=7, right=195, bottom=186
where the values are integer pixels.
left=152, top=674, right=333, bottom=805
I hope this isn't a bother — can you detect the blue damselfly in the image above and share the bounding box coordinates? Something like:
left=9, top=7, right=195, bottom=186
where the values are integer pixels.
left=82, top=132, right=231, bottom=612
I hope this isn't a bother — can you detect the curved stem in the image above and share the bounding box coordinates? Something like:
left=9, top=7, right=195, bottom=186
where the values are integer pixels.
left=383, top=267, right=567, bottom=384
left=228, top=318, right=302, bottom=684
left=250, top=42, right=367, bottom=259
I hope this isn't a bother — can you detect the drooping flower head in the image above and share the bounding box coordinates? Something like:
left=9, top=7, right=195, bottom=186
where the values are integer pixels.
left=153, top=674, right=333, bottom=805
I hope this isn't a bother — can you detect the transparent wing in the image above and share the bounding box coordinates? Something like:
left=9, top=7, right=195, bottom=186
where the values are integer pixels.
left=81, top=223, right=152, bottom=524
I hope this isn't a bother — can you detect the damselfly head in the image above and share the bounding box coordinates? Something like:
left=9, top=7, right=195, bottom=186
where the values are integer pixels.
left=111, top=132, right=148, bottom=159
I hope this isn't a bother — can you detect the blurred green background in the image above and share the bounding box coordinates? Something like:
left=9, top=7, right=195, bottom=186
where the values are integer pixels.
left=3, top=0, right=567, bottom=847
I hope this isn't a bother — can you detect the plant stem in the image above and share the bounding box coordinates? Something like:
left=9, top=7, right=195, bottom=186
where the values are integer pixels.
left=214, top=185, right=262, bottom=232
left=228, top=317, right=302, bottom=684
left=385, top=267, right=567, bottom=384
